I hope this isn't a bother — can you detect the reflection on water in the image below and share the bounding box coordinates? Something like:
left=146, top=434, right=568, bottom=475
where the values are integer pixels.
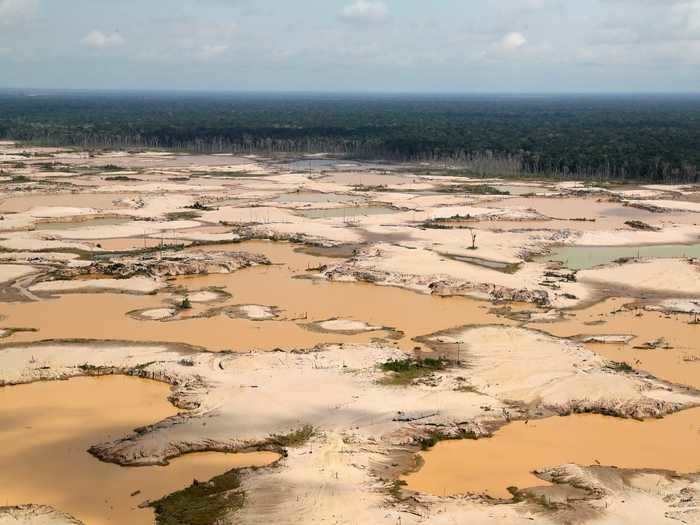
left=539, top=243, right=700, bottom=270
left=274, top=191, right=359, bottom=204
left=298, top=206, right=399, bottom=219
left=36, top=217, right=131, bottom=231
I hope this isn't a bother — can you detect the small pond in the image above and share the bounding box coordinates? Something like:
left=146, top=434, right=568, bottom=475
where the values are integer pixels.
left=36, top=217, right=131, bottom=231
left=539, top=243, right=700, bottom=270
left=297, top=206, right=399, bottom=219
left=275, top=192, right=360, bottom=204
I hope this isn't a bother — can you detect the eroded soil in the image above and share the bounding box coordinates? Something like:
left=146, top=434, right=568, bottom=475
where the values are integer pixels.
left=1, top=144, right=699, bottom=525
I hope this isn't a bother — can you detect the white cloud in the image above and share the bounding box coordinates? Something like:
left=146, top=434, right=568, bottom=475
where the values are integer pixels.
left=500, top=31, right=527, bottom=51
left=81, top=30, right=125, bottom=49
left=501, top=31, right=527, bottom=51
left=479, top=31, right=528, bottom=61
left=339, top=0, right=388, bottom=24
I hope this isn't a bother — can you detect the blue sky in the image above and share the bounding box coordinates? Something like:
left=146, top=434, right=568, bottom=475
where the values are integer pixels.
left=1, top=0, right=699, bottom=92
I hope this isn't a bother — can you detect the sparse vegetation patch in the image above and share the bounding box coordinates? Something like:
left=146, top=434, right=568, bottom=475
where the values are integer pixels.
left=149, top=469, right=245, bottom=525
left=379, top=357, right=449, bottom=386
left=270, top=424, right=315, bottom=447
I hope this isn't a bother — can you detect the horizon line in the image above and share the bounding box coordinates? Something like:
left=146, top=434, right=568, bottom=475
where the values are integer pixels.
left=2, top=87, right=700, bottom=98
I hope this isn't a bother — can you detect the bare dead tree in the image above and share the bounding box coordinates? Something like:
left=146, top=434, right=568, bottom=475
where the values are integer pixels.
left=469, top=229, right=477, bottom=250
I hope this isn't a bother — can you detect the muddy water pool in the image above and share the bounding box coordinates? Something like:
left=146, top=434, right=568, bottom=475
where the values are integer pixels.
left=404, top=408, right=700, bottom=499
left=0, top=375, right=278, bottom=525
left=297, top=206, right=399, bottom=219
left=36, top=217, right=132, bottom=231
left=0, top=193, right=134, bottom=213
left=0, top=241, right=511, bottom=352
left=528, top=297, right=700, bottom=389
left=274, top=191, right=359, bottom=204
left=539, top=243, right=700, bottom=270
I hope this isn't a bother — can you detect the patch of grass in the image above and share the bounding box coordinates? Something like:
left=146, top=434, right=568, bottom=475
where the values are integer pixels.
left=352, top=184, right=388, bottom=192
left=437, top=184, right=509, bottom=195
left=77, top=363, right=110, bottom=372
left=0, top=327, right=37, bottom=338
left=270, top=424, right=315, bottom=447
left=381, top=357, right=447, bottom=373
left=387, top=479, right=407, bottom=500
left=421, top=214, right=475, bottom=229
left=179, top=296, right=192, bottom=310
left=134, top=361, right=158, bottom=370
left=187, top=201, right=216, bottom=211
left=379, top=357, right=448, bottom=386
left=88, top=242, right=187, bottom=260
left=35, top=162, right=78, bottom=173
left=506, top=486, right=526, bottom=502
left=150, top=468, right=244, bottom=525
left=417, top=429, right=452, bottom=451
left=606, top=361, right=634, bottom=373
left=4, top=175, right=31, bottom=183
left=420, top=220, right=454, bottom=229
left=467, top=185, right=509, bottom=195
left=614, top=256, right=633, bottom=265
left=166, top=211, right=201, bottom=221
left=105, top=175, right=139, bottom=181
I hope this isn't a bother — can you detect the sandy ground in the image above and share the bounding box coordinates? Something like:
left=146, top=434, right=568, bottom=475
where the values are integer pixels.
left=29, top=276, right=164, bottom=294
left=0, top=338, right=697, bottom=524
left=578, top=258, right=700, bottom=296
left=1, top=144, right=700, bottom=525
left=0, top=264, right=38, bottom=284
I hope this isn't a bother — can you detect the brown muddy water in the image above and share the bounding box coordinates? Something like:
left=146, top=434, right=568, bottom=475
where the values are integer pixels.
left=488, top=196, right=666, bottom=231
left=0, top=375, right=279, bottom=525
left=1, top=241, right=512, bottom=352
left=501, top=197, right=642, bottom=220
left=528, top=297, right=700, bottom=389
left=0, top=193, right=133, bottom=213
left=36, top=217, right=132, bottom=231
left=404, top=408, right=700, bottom=499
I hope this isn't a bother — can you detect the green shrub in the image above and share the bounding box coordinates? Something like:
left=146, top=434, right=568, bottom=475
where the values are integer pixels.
left=379, top=357, right=448, bottom=385
left=150, top=469, right=244, bottom=525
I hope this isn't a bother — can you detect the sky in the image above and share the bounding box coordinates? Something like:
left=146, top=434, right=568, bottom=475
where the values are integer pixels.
left=1, top=0, right=699, bottom=93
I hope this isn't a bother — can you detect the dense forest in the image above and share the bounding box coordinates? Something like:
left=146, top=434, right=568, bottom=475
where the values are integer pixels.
left=1, top=90, right=699, bottom=182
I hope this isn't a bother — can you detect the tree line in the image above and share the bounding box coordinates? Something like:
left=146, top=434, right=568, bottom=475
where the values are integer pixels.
left=1, top=91, right=698, bottom=182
